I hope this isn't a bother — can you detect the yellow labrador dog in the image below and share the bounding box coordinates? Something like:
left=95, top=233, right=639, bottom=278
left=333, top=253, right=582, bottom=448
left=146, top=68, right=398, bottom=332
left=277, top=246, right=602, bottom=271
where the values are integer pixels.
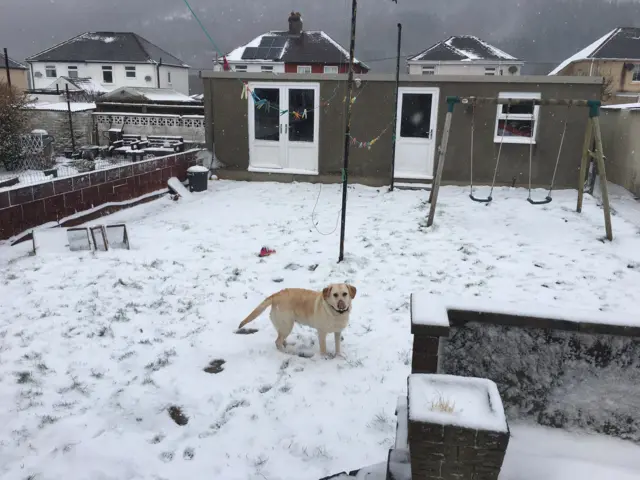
left=237, top=284, right=356, bottom=356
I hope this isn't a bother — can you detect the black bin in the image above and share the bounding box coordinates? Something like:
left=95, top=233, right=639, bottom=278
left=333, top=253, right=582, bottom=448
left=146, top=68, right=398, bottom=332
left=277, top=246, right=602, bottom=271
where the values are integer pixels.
left=187, top=166, right=209, bottom=192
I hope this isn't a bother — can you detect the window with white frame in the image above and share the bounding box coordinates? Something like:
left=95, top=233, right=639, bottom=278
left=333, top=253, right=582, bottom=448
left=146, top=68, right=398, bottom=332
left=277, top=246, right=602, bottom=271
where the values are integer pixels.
left=324, top=65, right=339, bottom=74
left=67, top=66, right=78, bottom=78
left=102, top=66, right=113, bottom=83
left=125, top=66, right=136, bottom=78
left=494, top=92, right=541, bottom=144
left=422, top=66, right=435, bottom=75
left=633, top=65, right=640, bottom=82
left=45, top=65, right=57, bottom=78
left=485, top=67, right=497, bottom=76
left=235, top=65, right=248, bottom=72
left=297, top=65, right=312, bottom=74
left=261, top=65, right=274, bottom=72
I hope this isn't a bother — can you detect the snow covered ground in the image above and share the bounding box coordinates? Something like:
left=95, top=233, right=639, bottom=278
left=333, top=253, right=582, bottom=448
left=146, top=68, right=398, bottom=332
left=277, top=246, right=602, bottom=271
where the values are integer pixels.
left=1, top=181, right=640, bottom=480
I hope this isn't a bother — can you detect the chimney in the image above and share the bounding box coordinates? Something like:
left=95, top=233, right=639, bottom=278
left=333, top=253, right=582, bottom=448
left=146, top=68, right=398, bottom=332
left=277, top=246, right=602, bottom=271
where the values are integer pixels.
left=288, top=11, right=303, bottom=35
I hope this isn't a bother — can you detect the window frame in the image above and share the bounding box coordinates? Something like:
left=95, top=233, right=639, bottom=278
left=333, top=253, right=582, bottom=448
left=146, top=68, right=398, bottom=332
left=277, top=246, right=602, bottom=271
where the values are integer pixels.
left=125, top=66, right=137, bottom=78
left=484, top=67, right=497, bottom=76
left=101, top=65, right=113, bottom=84
left=297, top=65, right=312, bottom=74
left=67, top=66, right=78, bottom=78
left=421, top=65, right=436, bottom=75
left=494, top=92, right=541, bottom=145
left=261, top=65, right=274, bottom=73
left=45, top=65, right=57, bottom=78
left=632, top=64, right=640, bottom=83
left=235, top=65, right=248, bottom=72
left=323, top=65, right=339, bottom=74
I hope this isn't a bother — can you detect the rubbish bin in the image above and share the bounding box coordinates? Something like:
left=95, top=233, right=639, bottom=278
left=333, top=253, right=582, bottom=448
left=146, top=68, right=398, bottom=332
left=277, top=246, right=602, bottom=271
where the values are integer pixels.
left=187, top=166, right=209, bottom=193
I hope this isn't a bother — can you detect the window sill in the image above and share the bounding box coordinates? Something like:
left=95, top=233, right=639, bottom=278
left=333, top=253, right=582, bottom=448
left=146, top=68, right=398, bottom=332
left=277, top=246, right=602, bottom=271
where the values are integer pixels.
left=494, top=136, right=537, bottom=145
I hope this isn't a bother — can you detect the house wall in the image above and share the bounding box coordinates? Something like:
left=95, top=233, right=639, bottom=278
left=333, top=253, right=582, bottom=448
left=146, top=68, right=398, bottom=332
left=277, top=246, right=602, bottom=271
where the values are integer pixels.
left=408, top=62, right=522, bottom=76
left=204, top=73, right=603, bottom=188
left=0, top=68, right=29, bottom=90
left=216, top=63, right=287, bottom=73
left=600, top=109, right=640, bottom=197
left=556, top=60, right=640, bottom=99
left=0, top=150, right=199, bottom=241
left=284, top=63, right=367, bottom=74
left=29, top=62, right=190, bottom=94
left=25, top=110, right=94, bottom=154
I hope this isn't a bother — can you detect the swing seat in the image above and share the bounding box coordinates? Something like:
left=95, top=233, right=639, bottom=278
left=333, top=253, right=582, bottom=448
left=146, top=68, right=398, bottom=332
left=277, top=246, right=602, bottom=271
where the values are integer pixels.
left=527, top=196, right=552, bottom=205
left=469, top=193, right=492, bottom=203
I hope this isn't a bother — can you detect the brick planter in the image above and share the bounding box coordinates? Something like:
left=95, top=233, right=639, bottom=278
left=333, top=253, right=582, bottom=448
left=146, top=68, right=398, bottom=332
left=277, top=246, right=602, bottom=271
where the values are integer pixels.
left=407, top=374, right=509, bottom=480
left=410, top=293, right=450, bottom=374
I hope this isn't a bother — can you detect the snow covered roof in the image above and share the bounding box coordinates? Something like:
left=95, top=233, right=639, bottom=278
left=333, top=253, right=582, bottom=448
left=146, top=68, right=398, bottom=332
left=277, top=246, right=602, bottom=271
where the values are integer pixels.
left=190, top=93, right=204, bottom=101
left=46, top=77, right=110, bottom=94
left=26, top=32, right=189, bottom=68
left=408, top=36, right=519, bottom=62
left=0, top=52, right=27, bottom=69
left=225, top=30, right=368, bottom=69
left=97, top=86, right=197, bottom=104
left=602, top=102, right=640, bottom=110
left=25, top=102, right=96, bottom=112
left=549, top=27, right=640, bottom=75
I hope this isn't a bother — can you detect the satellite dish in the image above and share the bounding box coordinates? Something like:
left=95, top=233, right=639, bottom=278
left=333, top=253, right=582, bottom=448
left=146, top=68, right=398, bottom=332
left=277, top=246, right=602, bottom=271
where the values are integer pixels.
left=145, top=75, right=152, bottom=82
left=508, top=65, right=518, bottom=74
left=34, top=71, right=43, bottom=78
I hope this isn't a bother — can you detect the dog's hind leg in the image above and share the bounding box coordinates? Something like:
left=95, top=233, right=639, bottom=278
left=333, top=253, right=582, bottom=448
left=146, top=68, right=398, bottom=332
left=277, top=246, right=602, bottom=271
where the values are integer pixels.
left=271, top=311, right=294, bottom=352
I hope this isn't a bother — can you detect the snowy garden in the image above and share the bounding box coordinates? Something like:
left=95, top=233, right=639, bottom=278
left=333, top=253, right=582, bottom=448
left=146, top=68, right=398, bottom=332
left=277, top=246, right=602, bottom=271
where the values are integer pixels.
left=1, top=181, right=640, bottom=479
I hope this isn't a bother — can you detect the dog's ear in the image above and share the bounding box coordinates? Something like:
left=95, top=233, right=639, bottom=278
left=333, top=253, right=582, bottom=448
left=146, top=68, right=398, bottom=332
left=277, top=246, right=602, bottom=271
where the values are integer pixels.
left=322, top=286, right=332, bottom=299
left=347, top=284, right=357, bottom=299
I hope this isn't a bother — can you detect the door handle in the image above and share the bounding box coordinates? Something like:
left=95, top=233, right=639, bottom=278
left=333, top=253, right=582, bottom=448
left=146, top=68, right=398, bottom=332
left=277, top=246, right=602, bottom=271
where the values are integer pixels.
left=280, top=124, right=282, bottom=134
left=285, top=124, right=288, bottom=134
left=429, top=129, right=433, bottom=138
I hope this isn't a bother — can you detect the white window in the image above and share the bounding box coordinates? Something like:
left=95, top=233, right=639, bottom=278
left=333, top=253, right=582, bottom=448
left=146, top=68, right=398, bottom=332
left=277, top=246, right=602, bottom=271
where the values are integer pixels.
left=125, top=66, right=136, bottom=78
left=261, top=65, right=274, bottom=73
left=297, top=65, right=312, bottom=74
left=102, top=66, right=113, bottom=84
left=494, top=92, right=541, bottom=144
left=422, top=66, right=435, bottom=75
left=324, top=65, right=339, bottom=74
left=45, top=65, right=57, bottom=78
left=167, top=71, right=172, bottom=84
left=485, top=67, right=497, bottom=76
left=633, top=65, right=640, bottom=83
left=67, top=66, right=78, bottom=78
left=235, top=65, right=247, bottom=72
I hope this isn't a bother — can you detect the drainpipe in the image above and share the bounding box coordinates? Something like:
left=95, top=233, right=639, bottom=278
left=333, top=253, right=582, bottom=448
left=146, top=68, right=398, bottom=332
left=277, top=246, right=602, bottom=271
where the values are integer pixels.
left=3, top=48, right=11, bottom=89
left=156, top=57, right=162, bottom=88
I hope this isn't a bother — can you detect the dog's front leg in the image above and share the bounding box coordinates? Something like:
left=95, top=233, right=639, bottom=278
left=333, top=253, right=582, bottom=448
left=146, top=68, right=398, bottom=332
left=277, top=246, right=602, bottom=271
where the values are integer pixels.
left=334, top=331, right=342, bottom=356
left=318, top=331, right=328, bottom=356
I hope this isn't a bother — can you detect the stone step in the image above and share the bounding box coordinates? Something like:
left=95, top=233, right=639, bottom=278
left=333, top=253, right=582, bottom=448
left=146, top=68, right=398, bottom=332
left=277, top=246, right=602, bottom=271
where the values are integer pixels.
left=386, top=448, right=411, bottom=480
left=394, top=182, right=432, bottom=191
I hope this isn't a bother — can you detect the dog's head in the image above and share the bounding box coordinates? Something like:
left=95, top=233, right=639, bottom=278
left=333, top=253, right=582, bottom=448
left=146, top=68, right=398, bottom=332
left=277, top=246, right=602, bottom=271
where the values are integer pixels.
left=322, top=283, right=357, bottom=314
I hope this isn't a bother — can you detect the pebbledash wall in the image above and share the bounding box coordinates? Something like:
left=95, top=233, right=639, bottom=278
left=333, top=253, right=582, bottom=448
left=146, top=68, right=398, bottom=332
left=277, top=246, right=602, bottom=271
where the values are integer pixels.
left=0, top=150, right=199, bottom=240
left=411, top=299, right=640, bottom=444
left=94, top=113, right=206, bottom=146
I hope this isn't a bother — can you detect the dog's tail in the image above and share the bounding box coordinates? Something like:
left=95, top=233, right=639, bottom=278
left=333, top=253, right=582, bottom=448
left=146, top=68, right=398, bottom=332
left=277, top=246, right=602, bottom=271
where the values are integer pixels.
left=238, top=295, right=274, bottom=329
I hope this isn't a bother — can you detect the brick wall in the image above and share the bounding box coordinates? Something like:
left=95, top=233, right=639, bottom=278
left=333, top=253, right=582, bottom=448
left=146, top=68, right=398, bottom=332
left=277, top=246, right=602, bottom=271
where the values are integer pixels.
left=0, top=150, right=198, bottom=240
left=26, top=110, right=94, bottom=155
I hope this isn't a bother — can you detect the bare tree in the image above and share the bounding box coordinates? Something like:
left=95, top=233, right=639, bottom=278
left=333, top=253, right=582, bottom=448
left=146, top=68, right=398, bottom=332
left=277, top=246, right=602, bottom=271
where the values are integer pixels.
left=0, top=81, right=30, bottom=171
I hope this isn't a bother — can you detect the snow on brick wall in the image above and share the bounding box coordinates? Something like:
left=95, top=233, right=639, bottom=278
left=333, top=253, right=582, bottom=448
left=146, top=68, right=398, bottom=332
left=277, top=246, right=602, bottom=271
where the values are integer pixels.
left=441, top=322, right=640, bottom=443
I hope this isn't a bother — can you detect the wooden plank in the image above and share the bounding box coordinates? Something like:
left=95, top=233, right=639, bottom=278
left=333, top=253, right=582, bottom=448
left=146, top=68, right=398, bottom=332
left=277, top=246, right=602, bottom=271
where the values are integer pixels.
left=460, top=97, right=599, bottom=107
left=591, top=117, right=613, bottom=241
left=576, top=120, right=593, bottom=214
left=427, top=109, right=454, bottom=227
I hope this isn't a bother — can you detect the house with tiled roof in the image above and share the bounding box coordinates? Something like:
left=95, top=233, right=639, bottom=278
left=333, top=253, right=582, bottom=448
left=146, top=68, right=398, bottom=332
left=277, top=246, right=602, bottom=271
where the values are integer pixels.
left=0, top=52, right=29, bottom=90
left=549, top=27, right=640, bottom=104
left=407, top=35, right=523, bottom=76
left=26, top=32, right=190, bottom=95
left=216, top=12, right=369, bottom=74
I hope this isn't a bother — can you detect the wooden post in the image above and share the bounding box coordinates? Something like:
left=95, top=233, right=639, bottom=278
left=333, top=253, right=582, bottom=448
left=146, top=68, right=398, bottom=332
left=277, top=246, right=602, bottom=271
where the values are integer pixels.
left=389, top=23, right=402, bottom=192
left=427, top=97, right=458, bottom=227
left=3, top=48, right=11, bottom=89
left=65, top=84, right=76, bottom=152
left=591, top=115, right=613, bottom=241
left=576, top=119, right=593, bottom=213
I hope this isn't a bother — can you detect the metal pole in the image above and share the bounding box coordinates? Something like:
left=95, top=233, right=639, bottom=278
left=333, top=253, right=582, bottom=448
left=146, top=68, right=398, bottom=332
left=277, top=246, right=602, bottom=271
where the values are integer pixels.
left=156, top=57, right=162, bottom=88
left=65, top=84, right=76, bottom=152
left=338, top=0, right=358, bottom=263
left=389, top=23, right=402, bottom=192
left=3, top=48, right=11, bottom=89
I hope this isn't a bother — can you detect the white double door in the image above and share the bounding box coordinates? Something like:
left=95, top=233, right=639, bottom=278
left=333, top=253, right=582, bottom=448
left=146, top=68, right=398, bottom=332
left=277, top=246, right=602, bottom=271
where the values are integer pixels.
left=248, top=82, right=320, bottom=174
left=393, top=87, right=440, bottom=179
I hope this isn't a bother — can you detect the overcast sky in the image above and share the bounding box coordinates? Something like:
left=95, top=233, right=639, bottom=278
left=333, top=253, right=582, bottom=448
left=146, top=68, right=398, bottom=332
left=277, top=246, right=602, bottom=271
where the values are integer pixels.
left=1, top=0, right=639, bottom=73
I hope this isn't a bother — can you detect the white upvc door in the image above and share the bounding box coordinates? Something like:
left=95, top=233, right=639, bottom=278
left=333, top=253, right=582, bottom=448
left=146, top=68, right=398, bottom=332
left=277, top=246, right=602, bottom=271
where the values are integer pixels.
left=247, top=82, right=320, bottom=174
left=393, top=87, right=440, bottom=179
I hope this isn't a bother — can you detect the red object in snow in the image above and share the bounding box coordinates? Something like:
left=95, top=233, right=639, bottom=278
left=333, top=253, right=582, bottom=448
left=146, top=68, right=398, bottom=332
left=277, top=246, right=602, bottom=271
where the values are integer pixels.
left=259, top=247, right=276, bottom=257
left=222, top=56, right=230, bottom=71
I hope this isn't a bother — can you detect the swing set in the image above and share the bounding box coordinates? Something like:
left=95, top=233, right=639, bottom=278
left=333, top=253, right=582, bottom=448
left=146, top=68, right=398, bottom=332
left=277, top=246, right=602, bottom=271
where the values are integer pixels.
left=427, top=96, right=613, bottom=241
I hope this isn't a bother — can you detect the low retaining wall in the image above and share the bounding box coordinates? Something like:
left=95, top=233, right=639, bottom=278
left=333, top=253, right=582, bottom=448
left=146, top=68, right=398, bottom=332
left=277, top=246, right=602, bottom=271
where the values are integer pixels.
left=0, top=149, right=199, bottom=240
left=94, top=113, right=205, bottom=146
left=410, top=295, right=640, bottom=443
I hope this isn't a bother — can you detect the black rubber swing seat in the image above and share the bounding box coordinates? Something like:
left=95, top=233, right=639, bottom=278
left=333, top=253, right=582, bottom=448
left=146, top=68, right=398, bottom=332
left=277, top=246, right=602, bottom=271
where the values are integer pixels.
left=527, top=196, right=553, bottom=205
left=469, top=194, right=492, bottom=203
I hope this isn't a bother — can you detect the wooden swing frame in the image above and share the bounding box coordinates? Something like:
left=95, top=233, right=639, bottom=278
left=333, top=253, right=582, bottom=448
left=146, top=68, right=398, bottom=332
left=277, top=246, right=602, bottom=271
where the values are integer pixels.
left=426, top=96, right=613, bottom=241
